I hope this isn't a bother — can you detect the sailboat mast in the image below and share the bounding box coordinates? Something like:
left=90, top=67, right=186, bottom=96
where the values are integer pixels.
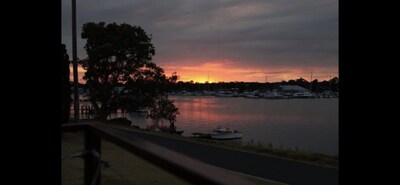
left=309, top=71, right=313, bottom=93
left=265, top=75, right=268, bottom=93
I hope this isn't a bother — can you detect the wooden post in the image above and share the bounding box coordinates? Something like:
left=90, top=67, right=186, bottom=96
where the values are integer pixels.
left=84, top=129, right=101, bottom=185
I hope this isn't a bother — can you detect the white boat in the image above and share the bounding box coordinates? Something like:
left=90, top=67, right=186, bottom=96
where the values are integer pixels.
left=210, top=127, right=243, bottom=140
left=262, top=92, right=286, bottom=99
left=292, top=92, right=314, bottom=98
left=243, top=94, right=259, bottom=99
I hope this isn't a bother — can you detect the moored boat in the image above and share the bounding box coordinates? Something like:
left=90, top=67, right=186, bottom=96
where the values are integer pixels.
left=210, top=127, right=243, bottom=140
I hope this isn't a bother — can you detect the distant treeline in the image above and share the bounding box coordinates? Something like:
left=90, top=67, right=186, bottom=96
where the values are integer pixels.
left=171, top=77, right=339, bottom=93
left=72, top=77, right=338, bottom=93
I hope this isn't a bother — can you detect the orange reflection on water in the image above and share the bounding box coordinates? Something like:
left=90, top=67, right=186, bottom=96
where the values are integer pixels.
left=172, top=97, right=268, bottom=127
left=170, top=96, right=320, bottom=131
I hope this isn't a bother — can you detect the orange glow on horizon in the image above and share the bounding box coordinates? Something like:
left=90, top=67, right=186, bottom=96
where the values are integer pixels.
left=70, top=60, right=338, bottom=84
left=163, top=59, right=338, bottom=83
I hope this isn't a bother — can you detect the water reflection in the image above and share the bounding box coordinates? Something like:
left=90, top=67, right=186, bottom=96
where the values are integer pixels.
left=167, top=96, right=338, bottom=155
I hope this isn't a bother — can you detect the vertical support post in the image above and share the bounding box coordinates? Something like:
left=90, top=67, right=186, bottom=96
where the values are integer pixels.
left=84, top=129, right=101, bottom=185
left=72, top=0, right=80, bottom=122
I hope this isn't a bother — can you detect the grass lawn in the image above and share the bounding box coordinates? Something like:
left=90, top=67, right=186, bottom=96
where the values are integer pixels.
left=62, top=131, right=189, bottom=185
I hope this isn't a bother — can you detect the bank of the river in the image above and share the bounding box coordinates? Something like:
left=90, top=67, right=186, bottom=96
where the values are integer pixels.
left=98, top=118, right=338, bottom=168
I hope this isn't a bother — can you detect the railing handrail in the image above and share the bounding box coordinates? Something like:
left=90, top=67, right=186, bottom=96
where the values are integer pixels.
left=62, top=122, right=257, bottom=185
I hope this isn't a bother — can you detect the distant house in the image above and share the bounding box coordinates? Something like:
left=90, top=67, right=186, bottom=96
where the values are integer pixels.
left=278, top=85, right=309, bottom=95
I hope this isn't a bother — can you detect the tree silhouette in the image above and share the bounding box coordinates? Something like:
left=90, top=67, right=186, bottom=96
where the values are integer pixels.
left=81, top=22, right=178, bottom=120
left=329, top=77, right=339, bottom=92
left=148, top=98, right=180, bottom=133
left=61, top=44, right=71, bottom=123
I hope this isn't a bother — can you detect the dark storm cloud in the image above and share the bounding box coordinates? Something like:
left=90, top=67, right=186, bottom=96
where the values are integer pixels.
left=62, top=0, right=337, bottom=69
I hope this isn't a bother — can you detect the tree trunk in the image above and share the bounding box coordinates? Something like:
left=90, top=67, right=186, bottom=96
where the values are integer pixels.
left=169, top=122, right=176, bottom=133
left=97, top=103, right=110, bottom=121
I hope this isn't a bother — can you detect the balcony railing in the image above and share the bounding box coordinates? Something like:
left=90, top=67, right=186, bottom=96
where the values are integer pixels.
left=62, top=122, right=257, bottom=185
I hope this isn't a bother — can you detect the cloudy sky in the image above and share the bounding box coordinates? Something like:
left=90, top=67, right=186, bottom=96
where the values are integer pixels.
left=62, top=0, right=338, bottom=83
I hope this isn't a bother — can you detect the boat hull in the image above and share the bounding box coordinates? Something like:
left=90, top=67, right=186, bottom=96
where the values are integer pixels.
left=210, top=133, right=243, bottom=140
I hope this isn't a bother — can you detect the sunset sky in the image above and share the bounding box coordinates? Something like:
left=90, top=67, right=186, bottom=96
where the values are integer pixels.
left=62, top=0, right=338, bottom=83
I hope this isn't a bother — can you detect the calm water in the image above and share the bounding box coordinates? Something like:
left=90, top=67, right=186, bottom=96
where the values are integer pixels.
left=128, top=96, right=338, bottom=156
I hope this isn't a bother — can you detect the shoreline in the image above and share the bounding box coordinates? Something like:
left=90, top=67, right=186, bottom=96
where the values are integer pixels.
left=94, top=119, right=338, bottom=169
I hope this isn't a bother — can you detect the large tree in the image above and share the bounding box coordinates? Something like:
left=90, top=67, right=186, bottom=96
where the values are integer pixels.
left=81, top=22, right=177, bottom=121
left=61, top=44, right=71, bottom=124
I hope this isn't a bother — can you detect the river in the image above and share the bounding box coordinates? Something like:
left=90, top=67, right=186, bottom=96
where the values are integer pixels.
left=127, top=96, right=338, bottom=156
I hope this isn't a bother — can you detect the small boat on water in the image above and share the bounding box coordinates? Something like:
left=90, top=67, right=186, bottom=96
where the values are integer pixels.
left=210, top=127, right=243, bottom=140
left=191, top=132, right=211, bottom=138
